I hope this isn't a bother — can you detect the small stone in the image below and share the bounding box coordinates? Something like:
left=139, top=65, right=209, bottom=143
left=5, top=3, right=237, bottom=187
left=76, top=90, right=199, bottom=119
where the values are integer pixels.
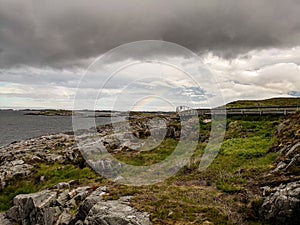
left=55, top=182, right=71, bottom=190
left=68, top=189, right=77, bottom=199
left=11, top=159, right=24, bottom=166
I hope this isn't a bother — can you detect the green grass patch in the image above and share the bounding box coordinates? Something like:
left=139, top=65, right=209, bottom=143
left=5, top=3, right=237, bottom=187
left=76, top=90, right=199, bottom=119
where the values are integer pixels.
left=225, top=119, right=280, bottom=139
left=216, top=175, right=246, bottom=193
left=113, top=138, right=178, bottom=166
left=220, top=136, right=270, bottom=159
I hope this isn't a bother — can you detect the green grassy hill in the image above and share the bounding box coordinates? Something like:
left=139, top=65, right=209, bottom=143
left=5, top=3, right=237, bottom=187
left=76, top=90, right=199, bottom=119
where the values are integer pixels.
left=226, top=97, right=300, bottom=109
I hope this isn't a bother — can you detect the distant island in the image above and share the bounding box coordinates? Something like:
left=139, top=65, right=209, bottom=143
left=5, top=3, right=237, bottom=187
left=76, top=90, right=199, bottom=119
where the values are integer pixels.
left=24, top=109, right=73, bottom=116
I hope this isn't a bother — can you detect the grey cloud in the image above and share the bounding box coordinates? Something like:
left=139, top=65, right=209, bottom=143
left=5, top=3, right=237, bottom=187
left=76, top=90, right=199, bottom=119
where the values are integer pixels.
left=0, top=67, right=81, bottom=87
left=288, top=91, right=300, bottom=97
left=1, top=0, right=300, bottom=68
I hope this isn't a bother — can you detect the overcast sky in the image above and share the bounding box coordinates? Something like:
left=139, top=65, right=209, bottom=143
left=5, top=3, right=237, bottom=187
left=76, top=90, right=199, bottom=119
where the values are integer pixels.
left=1, top=0, right=300, bottom=110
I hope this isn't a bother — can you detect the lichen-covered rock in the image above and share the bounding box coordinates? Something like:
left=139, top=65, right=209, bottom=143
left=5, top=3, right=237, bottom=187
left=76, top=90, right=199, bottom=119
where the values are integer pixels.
left=259, top=181, right=300, bottom=225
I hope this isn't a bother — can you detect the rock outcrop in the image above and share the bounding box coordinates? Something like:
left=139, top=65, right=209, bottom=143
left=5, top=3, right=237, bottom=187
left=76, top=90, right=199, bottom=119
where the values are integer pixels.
left=259, top=113, right=300, bottom=224
left=0, top=134, right=80, bottom=191
left=259, top=181, right=300, bottom=225
left=2, top=183, right=151, bottom=225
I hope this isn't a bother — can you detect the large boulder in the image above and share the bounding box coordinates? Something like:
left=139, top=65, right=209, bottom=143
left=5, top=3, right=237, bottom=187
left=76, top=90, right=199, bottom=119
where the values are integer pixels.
left=6, top=190, right=60, bottom=225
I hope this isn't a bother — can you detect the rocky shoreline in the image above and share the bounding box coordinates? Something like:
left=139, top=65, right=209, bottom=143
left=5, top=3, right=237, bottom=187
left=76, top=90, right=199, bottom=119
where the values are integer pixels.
left=0, top=116, right=180, bottom=225
left=1, top=113, right=300, bottom=224
left=0, top=133, right=79, bottom=192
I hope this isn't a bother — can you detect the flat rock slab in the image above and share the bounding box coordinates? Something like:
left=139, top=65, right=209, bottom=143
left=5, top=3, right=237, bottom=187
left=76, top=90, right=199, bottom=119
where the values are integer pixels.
left=84, top=197, right=151, bottom=225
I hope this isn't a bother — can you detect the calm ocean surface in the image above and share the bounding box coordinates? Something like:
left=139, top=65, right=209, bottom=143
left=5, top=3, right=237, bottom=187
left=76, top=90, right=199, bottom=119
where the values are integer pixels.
left=0, top=111, right=114, bottom=147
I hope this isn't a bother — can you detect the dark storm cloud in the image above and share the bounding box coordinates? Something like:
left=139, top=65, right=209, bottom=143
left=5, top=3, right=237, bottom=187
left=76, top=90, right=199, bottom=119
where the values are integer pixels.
left=0, top=0, right=300, bottom=68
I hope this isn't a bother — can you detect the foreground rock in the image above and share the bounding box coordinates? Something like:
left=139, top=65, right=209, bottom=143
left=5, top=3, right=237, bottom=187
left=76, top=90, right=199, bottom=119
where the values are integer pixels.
left=84, top=197, right=151, bottom=225
left=258, top=113, right=300, bottom=224
left=259, top=181, right=300, bottom=225
left=3, top=183, right=151, bottom=225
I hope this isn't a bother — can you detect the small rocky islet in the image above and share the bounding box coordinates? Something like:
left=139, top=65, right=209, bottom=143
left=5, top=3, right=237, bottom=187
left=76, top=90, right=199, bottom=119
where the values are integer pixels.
left=0, top=112, right=300, bottom=224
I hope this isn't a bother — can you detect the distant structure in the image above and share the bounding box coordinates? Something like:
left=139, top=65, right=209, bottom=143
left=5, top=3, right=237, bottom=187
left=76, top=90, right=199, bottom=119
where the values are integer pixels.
left=176, top=106, right=190, bottom=113
left=176, top=106, right=197, bottom=117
